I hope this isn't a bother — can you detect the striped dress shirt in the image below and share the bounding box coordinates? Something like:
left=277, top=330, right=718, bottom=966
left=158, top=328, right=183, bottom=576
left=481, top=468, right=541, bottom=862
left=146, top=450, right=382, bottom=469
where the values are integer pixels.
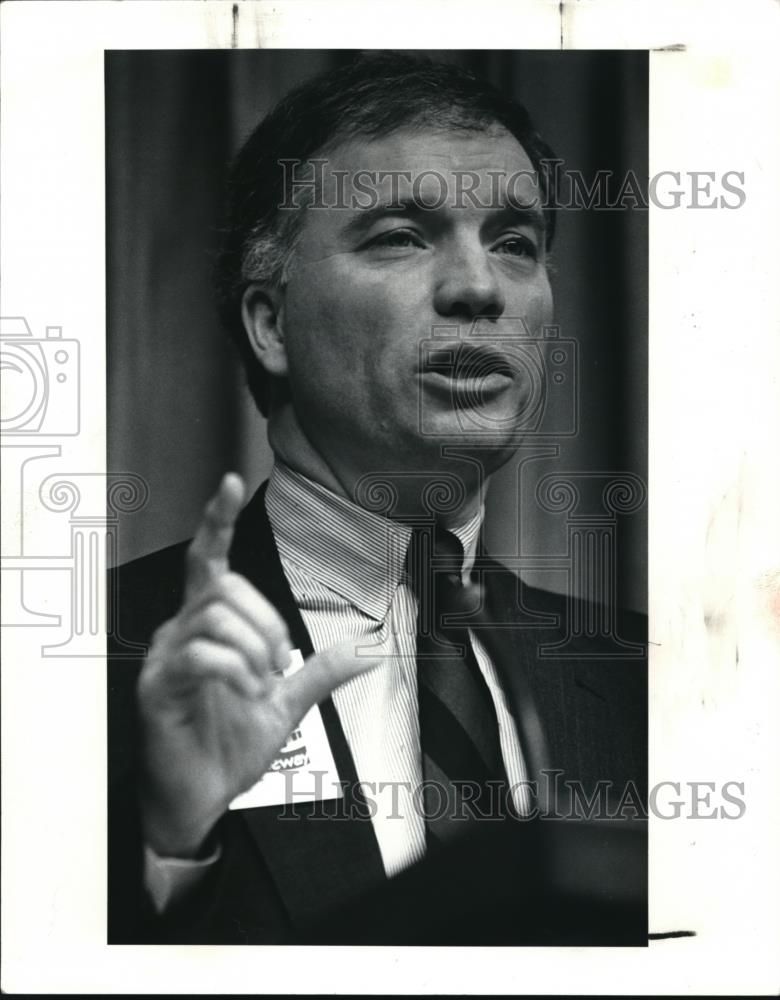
left=144, top=462, right=531, bottom=909
left=265, top=461, right=531, bottom=877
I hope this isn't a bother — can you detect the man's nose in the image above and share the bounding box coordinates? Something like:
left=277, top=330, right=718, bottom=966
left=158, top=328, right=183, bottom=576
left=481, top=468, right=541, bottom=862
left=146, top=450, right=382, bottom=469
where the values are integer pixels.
left=433, top=241, right=505, bottom=320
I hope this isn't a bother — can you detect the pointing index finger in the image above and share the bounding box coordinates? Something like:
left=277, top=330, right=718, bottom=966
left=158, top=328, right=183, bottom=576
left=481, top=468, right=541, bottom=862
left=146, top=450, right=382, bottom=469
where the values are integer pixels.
left=186, top=472, right=245, bottom=597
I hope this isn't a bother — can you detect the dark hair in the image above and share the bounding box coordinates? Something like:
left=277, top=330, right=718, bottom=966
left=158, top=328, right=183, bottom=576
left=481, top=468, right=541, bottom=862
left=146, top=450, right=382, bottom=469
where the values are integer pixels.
left=214, top=52, right=559, bottom=416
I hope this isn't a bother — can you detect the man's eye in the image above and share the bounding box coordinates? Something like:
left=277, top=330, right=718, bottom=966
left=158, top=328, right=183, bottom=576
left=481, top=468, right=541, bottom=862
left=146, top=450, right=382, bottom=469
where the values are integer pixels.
left=494, top=235, right=539, bottom=260
left=369, top=229, right=424, bottom=249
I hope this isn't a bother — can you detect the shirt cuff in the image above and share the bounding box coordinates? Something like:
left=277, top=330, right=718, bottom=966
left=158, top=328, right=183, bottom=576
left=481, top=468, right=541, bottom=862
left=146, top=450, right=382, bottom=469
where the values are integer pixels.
left=143, top=841, right=222, bottom=914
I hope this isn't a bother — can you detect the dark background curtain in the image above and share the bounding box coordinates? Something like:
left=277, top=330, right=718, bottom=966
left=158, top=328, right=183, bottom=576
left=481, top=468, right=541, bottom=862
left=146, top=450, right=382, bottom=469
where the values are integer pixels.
left=106, top=50, right=647, bottom=611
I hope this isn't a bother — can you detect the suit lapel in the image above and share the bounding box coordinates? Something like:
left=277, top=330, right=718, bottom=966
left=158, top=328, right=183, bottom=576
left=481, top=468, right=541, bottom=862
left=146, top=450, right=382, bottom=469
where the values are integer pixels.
left=478, top=563, right=555, bottom=785
left=226, top=484, right=386, bottom=931
left=220, top=488, right=638, bottom=928
left=479, top=561, right=612, bottom=793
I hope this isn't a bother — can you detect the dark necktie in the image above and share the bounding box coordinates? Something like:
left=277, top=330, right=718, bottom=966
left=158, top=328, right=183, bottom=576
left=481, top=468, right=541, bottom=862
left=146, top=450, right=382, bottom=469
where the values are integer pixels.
left=407, top=525, right=509, bottom=850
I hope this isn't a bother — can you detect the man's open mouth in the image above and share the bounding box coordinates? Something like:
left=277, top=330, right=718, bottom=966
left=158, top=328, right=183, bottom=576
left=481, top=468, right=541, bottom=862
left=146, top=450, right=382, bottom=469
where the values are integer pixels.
left=419, top=344, right=515, bottom=400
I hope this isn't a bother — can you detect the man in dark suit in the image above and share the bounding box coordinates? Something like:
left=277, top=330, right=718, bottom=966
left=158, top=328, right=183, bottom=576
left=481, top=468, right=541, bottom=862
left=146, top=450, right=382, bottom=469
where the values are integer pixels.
left=108, top=53, right=647, bottom=945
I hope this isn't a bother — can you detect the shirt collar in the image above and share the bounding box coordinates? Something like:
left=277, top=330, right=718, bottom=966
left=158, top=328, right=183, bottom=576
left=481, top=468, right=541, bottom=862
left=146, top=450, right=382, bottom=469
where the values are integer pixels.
left=265, top=461, right=484, bottom=621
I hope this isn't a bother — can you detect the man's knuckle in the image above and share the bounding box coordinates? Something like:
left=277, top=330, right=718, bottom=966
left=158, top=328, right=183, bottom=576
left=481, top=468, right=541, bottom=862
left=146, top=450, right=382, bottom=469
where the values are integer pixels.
left=137, top=660, right=158, bottom=695
left=183, top=637, right=211, bottom=667
left=221, top=570, right=244, bottom=591
left=252, top=634, right=271, bottom=664
left=150, top=619, right=173, bottom=647
left=257, top=603, right=286, bottom=642
left=267, top=612, right=288, bottom=641
left=198, top=601, right=226, bottom=633
left=204, top=495, right=224, bottom=523
left=186, top=537, right=204, bottom=567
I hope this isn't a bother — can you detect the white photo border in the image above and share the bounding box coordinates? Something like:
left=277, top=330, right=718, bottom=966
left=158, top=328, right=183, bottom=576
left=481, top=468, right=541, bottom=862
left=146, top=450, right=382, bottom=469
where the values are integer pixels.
left=2, top=0, right=779, bottom=994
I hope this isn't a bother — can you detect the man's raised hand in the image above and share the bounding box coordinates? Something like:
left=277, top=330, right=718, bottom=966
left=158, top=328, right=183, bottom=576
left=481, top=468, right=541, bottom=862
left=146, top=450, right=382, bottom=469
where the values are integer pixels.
left=137, top=473, right=378, bottom=859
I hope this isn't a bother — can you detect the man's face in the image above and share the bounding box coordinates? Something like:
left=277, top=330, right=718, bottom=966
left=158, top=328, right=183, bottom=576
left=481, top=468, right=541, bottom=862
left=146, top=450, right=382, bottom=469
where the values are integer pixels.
left=264, top=127, right=554, bottom=479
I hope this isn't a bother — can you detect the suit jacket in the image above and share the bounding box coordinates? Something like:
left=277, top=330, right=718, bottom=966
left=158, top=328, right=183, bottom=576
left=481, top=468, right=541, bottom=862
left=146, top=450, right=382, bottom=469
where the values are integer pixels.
left=108, top=481, right=647, bottom=945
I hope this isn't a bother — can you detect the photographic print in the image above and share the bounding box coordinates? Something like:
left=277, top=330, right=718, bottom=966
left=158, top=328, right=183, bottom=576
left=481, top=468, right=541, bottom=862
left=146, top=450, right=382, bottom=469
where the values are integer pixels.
left=1, top=1, right=778, bottom=994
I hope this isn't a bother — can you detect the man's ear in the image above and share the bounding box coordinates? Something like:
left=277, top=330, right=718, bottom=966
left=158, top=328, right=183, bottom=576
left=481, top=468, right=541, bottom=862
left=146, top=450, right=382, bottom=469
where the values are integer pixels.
left=240, top=283, right=289, bottom=377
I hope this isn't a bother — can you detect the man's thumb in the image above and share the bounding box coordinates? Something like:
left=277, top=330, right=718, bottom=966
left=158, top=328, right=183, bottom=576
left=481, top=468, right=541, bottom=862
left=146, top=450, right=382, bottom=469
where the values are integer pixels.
left=285, top=638, right=384, bottom=716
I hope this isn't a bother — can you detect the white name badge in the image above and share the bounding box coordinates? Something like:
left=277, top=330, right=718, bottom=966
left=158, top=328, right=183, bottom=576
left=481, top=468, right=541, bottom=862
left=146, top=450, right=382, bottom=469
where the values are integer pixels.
left=228, top=649, right=343, bottom=810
